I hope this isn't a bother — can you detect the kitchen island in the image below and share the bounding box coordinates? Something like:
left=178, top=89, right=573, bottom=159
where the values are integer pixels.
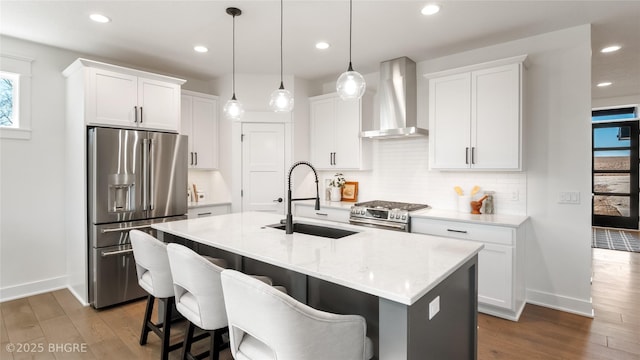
left=153, top=211, right=483, bottom=359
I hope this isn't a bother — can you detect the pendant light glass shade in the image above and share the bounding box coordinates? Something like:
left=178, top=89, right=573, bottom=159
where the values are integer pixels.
left=336, top=0, right=366, bottom=100
left=224, top=96, right=245, bottom=120
left=270, top=84, right=294, bottom=112
left=337, top=65, right=366, bottom=100
left=270, top=0, right=294, bottom=112
left=225, top=7, right=243, bottom=121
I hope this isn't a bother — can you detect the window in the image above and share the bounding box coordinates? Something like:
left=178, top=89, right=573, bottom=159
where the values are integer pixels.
left=0, top=54, right=33, bottom=140
left=1, top=71, right=19, bottom=127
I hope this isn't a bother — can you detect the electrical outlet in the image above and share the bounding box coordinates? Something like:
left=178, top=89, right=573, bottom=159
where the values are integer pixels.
left=429, top=296, right=440, bottom=320
left=510, top=190, right=519, bottom=201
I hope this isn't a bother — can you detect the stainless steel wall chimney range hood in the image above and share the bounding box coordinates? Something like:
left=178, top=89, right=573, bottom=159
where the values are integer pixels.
left=361, top=56, right=427, bottom=139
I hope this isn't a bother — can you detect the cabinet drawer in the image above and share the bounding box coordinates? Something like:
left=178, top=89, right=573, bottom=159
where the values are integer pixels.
left=188, top=204, right=230, bottom=219
left=295, top=204, right=350, bottom=224
left=411, top=218, right=514, bottom=246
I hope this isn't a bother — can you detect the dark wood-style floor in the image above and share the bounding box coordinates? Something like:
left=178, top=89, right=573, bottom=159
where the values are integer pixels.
left=1, top=248, right=638, bottom=360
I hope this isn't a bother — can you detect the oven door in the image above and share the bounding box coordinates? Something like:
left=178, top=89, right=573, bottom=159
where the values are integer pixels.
left=349, top=217, right=409, bottom=232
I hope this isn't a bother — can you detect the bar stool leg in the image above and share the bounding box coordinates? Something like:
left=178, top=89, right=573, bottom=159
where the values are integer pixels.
left=160, top=297, right=174, bottom=360
left=140, top=294, right=155, bottom=345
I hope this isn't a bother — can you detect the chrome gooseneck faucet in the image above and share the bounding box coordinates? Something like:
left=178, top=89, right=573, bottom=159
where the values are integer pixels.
left=285, top=161, right=320, bottom=234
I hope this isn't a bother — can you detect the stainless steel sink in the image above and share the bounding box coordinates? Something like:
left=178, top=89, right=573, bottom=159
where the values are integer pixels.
left=267, top=222, right=358, bottom=239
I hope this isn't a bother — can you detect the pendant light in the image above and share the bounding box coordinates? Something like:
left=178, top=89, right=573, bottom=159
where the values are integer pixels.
left=223, top=7, right=244, bottom=120
left=269, top=0, right=294, bottom=112
left=336, top=0, right=366, bottom=100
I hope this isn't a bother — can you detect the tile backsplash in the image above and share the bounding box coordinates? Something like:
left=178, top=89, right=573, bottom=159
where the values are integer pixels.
left=319, top=137, right=527, bottom=216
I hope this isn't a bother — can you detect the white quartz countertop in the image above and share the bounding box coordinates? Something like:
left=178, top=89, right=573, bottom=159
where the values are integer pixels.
left=411, top=208, right=529, bottom=227
left=152, top=211, right=483, bottom=305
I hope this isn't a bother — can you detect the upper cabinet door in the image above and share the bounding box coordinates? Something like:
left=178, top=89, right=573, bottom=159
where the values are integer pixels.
left=191, top=96, right=218, bottom=169
left=310, top=97, right=336, bottom=169
left=429, top=73, right=472, bottom=169
left=137, top=77, right=181, bottom=132
left=334, top=99, right=361, bottom=169
left=471, top=63, right=521, bottom=170
left=88, top=68, right=138, bottom=128
left=180, top=91, right=219, bottom=170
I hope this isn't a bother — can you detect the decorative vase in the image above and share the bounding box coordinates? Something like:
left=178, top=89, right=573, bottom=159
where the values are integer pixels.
left=330, top=186, right=342, bottom=202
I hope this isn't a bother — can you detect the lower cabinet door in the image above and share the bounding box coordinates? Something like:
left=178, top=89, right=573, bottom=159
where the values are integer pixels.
left=478, top=243, right=513, bottom=309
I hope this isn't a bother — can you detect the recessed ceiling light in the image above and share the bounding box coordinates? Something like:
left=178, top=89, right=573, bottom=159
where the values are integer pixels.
left=315, top=42, right=330, bottom=50
left=194, top=45, right=208, bottom=53
left=421, top=4, right=441, bottom=16
left=597, top=82, right=612, bottom=87
left=601, top=45, right=621, bottom=53
left=89, top=13, right=111, bottom=23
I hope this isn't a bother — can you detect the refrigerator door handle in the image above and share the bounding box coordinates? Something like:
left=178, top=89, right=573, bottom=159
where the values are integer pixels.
left=149, top=138, right=155, bottom=210
left=142, top=138, right=149, bottom=210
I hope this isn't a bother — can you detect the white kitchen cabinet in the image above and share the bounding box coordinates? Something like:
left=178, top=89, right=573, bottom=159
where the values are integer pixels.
left=64, top=58, right=185, bottom=132
left=295, top=203, right=351, bottom=224
left=427, top=55, right=526, bottom=170
left=411, top=217, right=526, bottom=321
left=309, top=92, right=372, bottom=170
left=181, top=91, right=219, bottom=169
left=187, top=203, right=231, bottom=219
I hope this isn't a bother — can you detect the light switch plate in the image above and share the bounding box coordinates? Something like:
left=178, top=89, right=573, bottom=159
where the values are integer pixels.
left=558, top=191, right=580, bottom=204
left=429, top=296, right=440, bottom=320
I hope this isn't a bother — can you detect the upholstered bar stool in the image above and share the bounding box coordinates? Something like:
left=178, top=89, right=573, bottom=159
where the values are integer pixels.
left=165, top=243, right=233, bottom=360
left=220, top=269, right=374, bottom=360
left=130, top=230, right=228, bottom=360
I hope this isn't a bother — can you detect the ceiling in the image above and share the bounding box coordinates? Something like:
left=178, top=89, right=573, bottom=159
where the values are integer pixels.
left=1, top=1, right=639, bottom=100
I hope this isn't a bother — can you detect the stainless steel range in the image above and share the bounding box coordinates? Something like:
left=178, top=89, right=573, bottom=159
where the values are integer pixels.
left=349, top=200, right=430, bottom=232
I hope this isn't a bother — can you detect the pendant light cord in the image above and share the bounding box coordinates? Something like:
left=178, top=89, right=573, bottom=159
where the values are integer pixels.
left=280, top=0, right=284, bottom=87
left=232, top=12, right=237, bottom=99
left=348, top=0, right=354, bottom=71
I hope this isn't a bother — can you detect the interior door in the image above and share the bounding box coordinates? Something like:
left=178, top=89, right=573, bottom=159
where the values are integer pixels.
left=242, top=123, right=285, bottom=213
left=592, top=120, right=639, bottom=229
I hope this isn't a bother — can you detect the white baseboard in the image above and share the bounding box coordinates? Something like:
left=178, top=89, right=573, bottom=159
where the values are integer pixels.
left=66, top=285, right=90, bottom=307
left=0, top=276, right=67, bottom=302
left=526, top=289, right=594, bottom=318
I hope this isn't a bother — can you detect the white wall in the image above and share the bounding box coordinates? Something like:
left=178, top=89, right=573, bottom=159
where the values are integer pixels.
left=0, top=36, right=223, bottom=301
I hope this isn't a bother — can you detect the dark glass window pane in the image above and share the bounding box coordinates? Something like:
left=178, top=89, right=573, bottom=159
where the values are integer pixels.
left=594, top=173, right=630, bottom=193
left=593, top=195, right=630, bottom=217
left=594, top=151, right=630, bottom=170
left=594, top=127, right=631, bottom=148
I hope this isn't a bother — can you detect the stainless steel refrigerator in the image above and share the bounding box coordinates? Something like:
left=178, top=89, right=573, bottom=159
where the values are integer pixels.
left=87, top=127, right=187, bottom=308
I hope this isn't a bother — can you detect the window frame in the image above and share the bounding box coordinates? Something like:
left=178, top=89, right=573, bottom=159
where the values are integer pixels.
left=0, top=54, right=33, bottom=140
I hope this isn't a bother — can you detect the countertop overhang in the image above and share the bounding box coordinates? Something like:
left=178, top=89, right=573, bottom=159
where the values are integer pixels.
left=152, top=211, right=483, bottom=305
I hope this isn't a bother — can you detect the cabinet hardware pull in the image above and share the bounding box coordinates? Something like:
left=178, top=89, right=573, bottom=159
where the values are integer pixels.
left=140, top=106, right=143, bottom=123
left=101, top=249, right=134, bottom=257
left=134, top=106, right=138, bottom=123
left=465, top=147, right=469, bottom=164
left=102, top=224, right=151, bottom=233
left=333, top=152, right=336, bottom=165
left=471, top=147, right=475, bottom=164
left=194, top=152, right=198, bottom=166
left=315, top=212, right=328, bottom=216
left=447, top=228, right=468, bottom=234
left=190, top=152, right=194, bottom=165
left=198, top=212, right=212, bottom=216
